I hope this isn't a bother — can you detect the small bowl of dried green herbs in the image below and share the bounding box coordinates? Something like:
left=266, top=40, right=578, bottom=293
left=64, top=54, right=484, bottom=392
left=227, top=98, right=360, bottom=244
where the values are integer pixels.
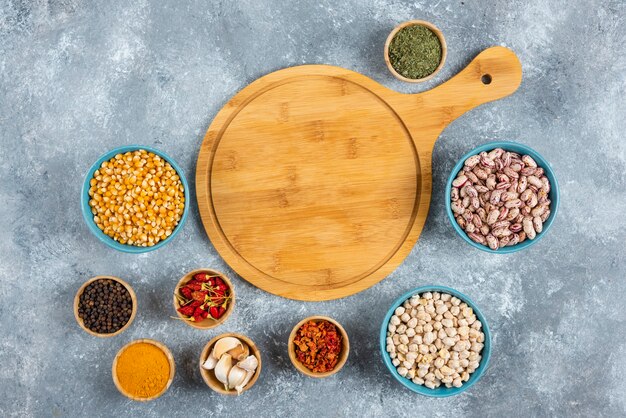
left=384, top=20, right=447, bottom=83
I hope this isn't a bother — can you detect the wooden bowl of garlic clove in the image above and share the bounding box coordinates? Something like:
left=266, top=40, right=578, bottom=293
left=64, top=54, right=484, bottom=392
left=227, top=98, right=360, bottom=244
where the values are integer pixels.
left=199, top=333, right=262, bottom=395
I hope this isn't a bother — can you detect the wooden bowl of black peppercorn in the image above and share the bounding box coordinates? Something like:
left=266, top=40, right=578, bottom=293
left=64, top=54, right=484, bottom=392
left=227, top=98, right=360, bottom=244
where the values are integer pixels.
left=74, top=276, right=137, bottom=337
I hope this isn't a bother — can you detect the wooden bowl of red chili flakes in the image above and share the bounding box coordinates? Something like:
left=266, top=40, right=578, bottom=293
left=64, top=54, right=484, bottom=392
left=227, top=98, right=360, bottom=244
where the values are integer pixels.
left=288, top=316, right=349, bottom=378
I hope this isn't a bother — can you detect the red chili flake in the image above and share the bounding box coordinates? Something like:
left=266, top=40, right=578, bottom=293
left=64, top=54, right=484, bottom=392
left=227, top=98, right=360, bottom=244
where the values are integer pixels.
left=293, top=320, right=342, bottom=373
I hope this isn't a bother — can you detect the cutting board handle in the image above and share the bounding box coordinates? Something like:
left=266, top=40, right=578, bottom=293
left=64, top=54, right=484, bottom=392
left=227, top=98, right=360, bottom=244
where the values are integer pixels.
left=417, top=46, right=522, bottom=133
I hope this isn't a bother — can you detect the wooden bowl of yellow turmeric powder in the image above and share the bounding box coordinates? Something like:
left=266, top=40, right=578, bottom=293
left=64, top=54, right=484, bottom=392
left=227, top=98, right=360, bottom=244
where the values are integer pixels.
left=112, top=339, right=175, bottom=401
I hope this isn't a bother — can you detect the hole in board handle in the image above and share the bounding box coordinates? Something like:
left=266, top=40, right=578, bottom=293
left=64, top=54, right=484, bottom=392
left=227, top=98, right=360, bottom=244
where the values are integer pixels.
left=481, top=74, right=492, bottom=85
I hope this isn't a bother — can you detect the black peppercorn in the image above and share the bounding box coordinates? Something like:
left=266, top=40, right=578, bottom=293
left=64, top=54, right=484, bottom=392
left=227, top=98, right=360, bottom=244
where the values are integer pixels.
left=78, top=278, right=133, bottom=334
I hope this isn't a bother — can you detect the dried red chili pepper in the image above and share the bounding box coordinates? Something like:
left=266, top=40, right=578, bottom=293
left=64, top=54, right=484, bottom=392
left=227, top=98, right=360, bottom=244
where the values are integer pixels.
left=194, top=272, right=210, bottom=282
left=180, top=286, right=193, bottom=299
left=177, top=305, right=195, bottom=316
left=209, top=306, right=220, bottom=319
left=210, top=296, right=225, bottom=305
left=185, top=282, right=202, bottom=291
left=191, top=290, right=209, bottom=301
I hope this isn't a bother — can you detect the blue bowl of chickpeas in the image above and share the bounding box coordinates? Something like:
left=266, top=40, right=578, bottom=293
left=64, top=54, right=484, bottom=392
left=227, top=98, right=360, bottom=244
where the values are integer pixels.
left=81, top=145, right=190, bottom=253
left=379, top=285, right=491, bottom=397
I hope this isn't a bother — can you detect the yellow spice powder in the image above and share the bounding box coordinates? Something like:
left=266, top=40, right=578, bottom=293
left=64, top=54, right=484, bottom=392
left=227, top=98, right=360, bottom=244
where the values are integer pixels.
left=115, top=342, right=170, bottom=399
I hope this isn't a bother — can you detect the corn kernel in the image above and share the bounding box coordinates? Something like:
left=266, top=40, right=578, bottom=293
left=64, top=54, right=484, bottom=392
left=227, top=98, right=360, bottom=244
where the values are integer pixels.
left=88, top=149, right=185, bottom=246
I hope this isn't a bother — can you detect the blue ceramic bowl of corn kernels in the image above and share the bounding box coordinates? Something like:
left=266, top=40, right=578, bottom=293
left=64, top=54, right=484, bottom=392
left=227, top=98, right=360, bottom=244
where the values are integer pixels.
left=81, top=145, right=189, bottom=253
left=445, top=141, right=559, bottom=253
left=379, top=285, right=491, bottom=397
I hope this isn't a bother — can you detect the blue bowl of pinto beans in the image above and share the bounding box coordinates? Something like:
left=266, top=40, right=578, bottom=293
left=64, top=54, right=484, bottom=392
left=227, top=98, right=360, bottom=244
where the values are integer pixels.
left=445, top=141, right=559, bottom=253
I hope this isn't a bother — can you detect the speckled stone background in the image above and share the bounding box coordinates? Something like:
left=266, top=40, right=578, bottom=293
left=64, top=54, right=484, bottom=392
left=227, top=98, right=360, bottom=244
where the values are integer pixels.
left=1, top=0, right=625, bottom=416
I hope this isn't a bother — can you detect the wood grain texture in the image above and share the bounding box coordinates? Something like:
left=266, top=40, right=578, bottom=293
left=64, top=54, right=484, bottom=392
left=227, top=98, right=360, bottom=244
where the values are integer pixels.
left=196, top=46, right=522, bottom=301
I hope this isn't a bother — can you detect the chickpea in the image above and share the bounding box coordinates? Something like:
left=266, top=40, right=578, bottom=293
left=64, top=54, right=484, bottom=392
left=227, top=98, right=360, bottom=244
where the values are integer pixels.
left=412, top=377, right=425, bottom=385
left=387, top=291, right=485, bottom=390
left=407, top=317, right=418, bottom=328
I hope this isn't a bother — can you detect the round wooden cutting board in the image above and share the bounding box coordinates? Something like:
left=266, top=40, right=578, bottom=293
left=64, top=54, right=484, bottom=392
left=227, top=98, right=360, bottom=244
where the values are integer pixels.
left=197, top=47, right=522, bottom=301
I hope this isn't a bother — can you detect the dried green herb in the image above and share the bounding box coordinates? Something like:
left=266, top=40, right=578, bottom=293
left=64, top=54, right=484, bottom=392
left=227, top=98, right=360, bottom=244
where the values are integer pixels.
left=388, top=24, right=442, bottom=80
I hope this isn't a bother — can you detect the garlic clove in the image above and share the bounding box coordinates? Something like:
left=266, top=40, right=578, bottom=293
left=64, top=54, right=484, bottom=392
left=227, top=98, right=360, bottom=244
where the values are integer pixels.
left=213, top=337, right=244, bottom=359
left=201, top=349, right=218, bottom=370
left=227, top=343, right=249, bottom=361
left=236, top=355, right=259, bottom=372
left=214, top=353, right=233, bottom=389
left=235, top=370, right=255, bottom=395
left=227, top=365, right=248, bottom=390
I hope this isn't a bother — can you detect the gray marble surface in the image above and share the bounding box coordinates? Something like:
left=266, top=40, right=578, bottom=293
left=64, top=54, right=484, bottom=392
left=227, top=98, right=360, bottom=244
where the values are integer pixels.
left=1, top=0, right=625, bottom=417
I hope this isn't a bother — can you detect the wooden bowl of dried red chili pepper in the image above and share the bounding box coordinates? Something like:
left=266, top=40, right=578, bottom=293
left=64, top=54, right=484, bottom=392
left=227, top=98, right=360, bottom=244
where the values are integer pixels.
left=288, top=316, right=350, bottom=378
left=173, top=269, right=235, bottom=329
